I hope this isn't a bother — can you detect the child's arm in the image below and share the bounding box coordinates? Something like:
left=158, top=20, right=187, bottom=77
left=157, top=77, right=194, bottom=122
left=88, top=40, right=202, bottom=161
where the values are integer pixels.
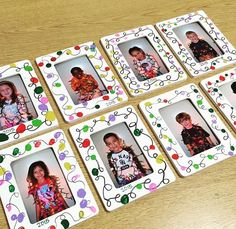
left=36, top=203, right=41, bottom=222
left=186, top=144, right=195, bottom=156
left=149, top=55, right=160, bottom=73
left=206, top=136, right=215, bottom=147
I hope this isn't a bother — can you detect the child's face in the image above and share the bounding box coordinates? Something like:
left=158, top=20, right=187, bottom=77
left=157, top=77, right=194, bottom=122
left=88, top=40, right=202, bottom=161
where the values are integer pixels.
left=105, top=136, right=123, bottom=152
left=186, top=33, right=199, bottom=43
left=0, top=84, right=13, bottom=99
left=33, top=166, right=45, bottom=181
left=180, top=118, right=193, bottom=129
left=131, top=50, right=146, bottom=61
left=72, top=69, right=83, bottom=78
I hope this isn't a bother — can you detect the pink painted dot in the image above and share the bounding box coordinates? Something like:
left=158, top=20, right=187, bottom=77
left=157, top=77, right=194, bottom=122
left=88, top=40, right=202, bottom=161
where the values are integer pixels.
left=118, top=90, right=123, bottom=95
left=69, top=115, right=74, bottom=121
left=181, top=166, right=187, bottom=171
left=40, top=97, right=48, bottom=104
left=149, top=183, right=157, bottom=192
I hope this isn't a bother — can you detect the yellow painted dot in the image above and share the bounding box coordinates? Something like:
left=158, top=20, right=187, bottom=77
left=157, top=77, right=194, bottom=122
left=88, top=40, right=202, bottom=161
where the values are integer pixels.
left=88, top=55, right=94, bottom=58
left=59, top=143, right=65, bottom=151
left=10, top=63, right=16, bottom=68
left=64, top=162, right=71, bottom=171
left=117, top=97, right=123, bottom=102
left=145, top=102, right=152, bottom=107
left=156, top=155, right=164, bottom=164
left=100, top=116, right=106, bottom=121
left=163, top=135, right=168, bottom=139
left=66, top=50, right=72, bottom=55
left=0, top=167, right=6, bottom=176
left=79, top=211, right=84, bottom=218
left=45, top=111, right=56, bottom=121
left=95, top=65, right=100, bottom=69
left=66, top=105, right=73, bottom=110
left=100, top=74, right=106, bottom=78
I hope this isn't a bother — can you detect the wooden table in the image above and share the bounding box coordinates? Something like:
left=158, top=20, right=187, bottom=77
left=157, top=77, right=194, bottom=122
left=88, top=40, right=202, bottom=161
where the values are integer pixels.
left=0, top=0, right=235, bottom=228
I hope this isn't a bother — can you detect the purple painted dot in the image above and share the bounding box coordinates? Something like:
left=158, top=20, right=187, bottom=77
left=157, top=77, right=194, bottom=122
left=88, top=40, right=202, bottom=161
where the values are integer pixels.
left=54, top=132, right=61, bottom=139
left=166, top=147, right=172, bottom=151
left=5, top=172, right=12, bottom=181
left=77, top=188, right=86, bottom=198
left=59, top=153, right=66, bottom=160
left=118, top=90, right=123, bottom=95
left=109, top=114, right=116, bottom=122
left=137, top=84, right=140, bottom=88
left=17, top=213, right=24, bottom=223
left=47, top=74, right=53, bottom=78
left=38, top=104, right=48, bottom=111
left=82, top=101, right=88, bottom=107
left=60, top=96, right=65, bottom=101
left=69, top=115, right=74, bottom=121
left=80, top=199, right=88, bottom=208
left=40, top=97, right=48, bottom=104
left=181, top=91, right=185, bottom=95
left=0, top=73, right=2, bottom=77
left=11, top=214, right=17, bottom=221
left=212, top=120, right=217, bottom=124
left=99, top=56, right=103, bottom=60
left=228, top=151, right=234, bottom=156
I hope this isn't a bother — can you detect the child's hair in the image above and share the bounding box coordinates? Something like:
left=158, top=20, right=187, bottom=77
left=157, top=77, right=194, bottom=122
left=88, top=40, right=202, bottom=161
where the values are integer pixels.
left=27, top=161, right=50, bottom=185
left=103, top=132, right=120, bottom=143
left=185, top=31, right=197, bottom=37
left=128, top=46, right=145, bottom=56
left=231, top=82, right=236, bottom=94
left=0, top=81, right=18, bottom=103
left=176, top=112, right=191, bottom=124
left=71, top=67, right=83, bottom=76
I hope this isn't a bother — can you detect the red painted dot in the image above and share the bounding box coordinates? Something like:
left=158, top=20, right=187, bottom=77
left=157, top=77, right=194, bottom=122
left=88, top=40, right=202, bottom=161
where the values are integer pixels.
left=234, top=121, right=236, bottom=125
left=16, top=124, right=26, bottom=134
left=172, top=154, right=179, bottom=160
left=166, top=52, right=170, bottom=55
left=208, top=90, right=211, bottom=93
left=30, top=77, right=39, bottom=83
left=51, top=57, right=56, bottom=62
left=149, top=145, right=155, bottom=150
left=38, top=62, right=44, bottom=67
left=207, top=81, right=212, bottom=85
left=103, top=95, right=109, bottom=100
left=219, top=75, right=225, bottom=81
left=231, top=73, right=234, bottom=76
left=74, top=45, right=80, bottom=50
left=210, top=66, right=215, bottom=70
left=178, top=43, right=182, bottom=46
left=77, top=112, right=83, bottom=117
left=161, top=28, right=165, bottom=32
left=35, top=141, right=41, bottom=148
left=49, top=139, right=55, bottom=145
left=107, top=86, right=113, bottom=90
left=82, top=139, right=90, bottom=148
left=105, top=67, right=110, bottom=71
left=49, top=226, right=56, bottom=229
left=163, top=99, right=168, bottom=103
left=217, top=103, right=221, bottom=106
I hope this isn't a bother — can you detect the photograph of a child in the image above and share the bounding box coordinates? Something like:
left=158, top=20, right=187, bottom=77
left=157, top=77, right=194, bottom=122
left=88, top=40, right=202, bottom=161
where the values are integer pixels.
left=159, top=99, right=220, bottom=157
left=55, top=55, right=108, bottom=105
left=173, top=22, right=224, bottom=63
left=11, top=148, right=75, bottom=224
left=0, top=75, right=37, bottom=131
left=118, top=37, right=169, bottom=81
left=219, top=80, right=236, bottom=109
left=91, top=122, right=153, bottom=187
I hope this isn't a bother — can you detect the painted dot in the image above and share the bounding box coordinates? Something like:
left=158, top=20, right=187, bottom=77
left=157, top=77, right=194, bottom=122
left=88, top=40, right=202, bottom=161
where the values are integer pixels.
left=57, top=51, right=63, bottom=55
left=80, top=199, right=88, bottom=208
left=34, top=86, right=43, bottom=94
left=9, top=184, right=15, bottom=193
left=197, top=100, right=203, bottom=105
left=24, top=65, right=33, bottom=71
left=219, top=75, right=225, bottom=81
left=74, top=45, right=80, bottom=50
left=55, top=83, right=61, bottom=87
left=51, top=57, right=56, bottom=61
left=193, top=164, right=199, bottom=169
left=92, top=168, right=99, bottom=176
left=12, top=148, right=19, bottom=156
left=38, top=104, right=48, bottom=111
left=83, top=125, right=89, bottom=132
left=38, top=62, right=44, bottom=67
left=210, top=66, right=215, bottom=70
left=107, top=86, right=112, bottom=90
left=47, top=74, right=53, bottom=78
left=25, top=144, right=32, bottom=151
left=105, top=67, right=110, bottom=71
left=149, top=183, right=157, bottom=192
left=79, top=211, right=84, bottom=218
left=35, top=141, right=41, bottom=147
left=121, top=195, right=129, bottom=204
left=61, top=219, right=70, bottom=229
left=60, top=96, right=65, bottom=101
left=82, top=139, right=90, bottom=148
left=49, top=139, right=56, bottom=145
left=207, top=155, right=213, bottom=159
left=100, top=116, right=106, bottom=121
left=103, top=95, right=109, bottom=100
left=230, top=146, right=235, bottom=151
left=91, top=155, right=96, bottom=160
left=59, top=153, right=66, bottom=160
left=46, top=63, right=51, bottom=68
left=136, top=184, right=142, bottom=190
left=109, top=114, right=115, bottom=122
left=208, top=108, right=214, bottom=113
left=11, top=214, right=17, bottom=221
left=110, top=90, right=115, bottom=94
left=77, top=112, right=83, bottom=117
left=149, top=145, right=155, bottom=150
left=54, top=132, right=61, bottom=139
left=16, top=124, right=26, bottom=134
left=5, top=172, right=12, bottom=181
left=40, top=97, right=48, bottom=104
left=30, top=77, right=38, bottom=83
left=45, top=111, right=56, bottom=121
left=172, top=154, right=179, bottom=160
left=221, top=129, right=226, bottom=133
left=69, top=116, right=74, bottom=121
left=134, top=129, right=141, bottom=136
left=49, top=226, right=56, bottom=229
left=157, top=123, right=161, bottom=127
left=95, top=105, right=100, bottom=109
left=156, top=155, right=163, bottom=164
left=167, top=147, right=171, bottom=151
left=77, top=189, right=86, bottom=198
left=228, top=151, right=234, bottom=156
left=213, top=88, right=218, bottom=92
left=149, top=113, right=154, bottom=118
left=17, top=213, right=24, bottom=223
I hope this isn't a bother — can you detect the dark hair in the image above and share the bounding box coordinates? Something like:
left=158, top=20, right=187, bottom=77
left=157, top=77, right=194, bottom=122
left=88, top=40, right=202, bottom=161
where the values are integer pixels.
left=176, top=112, right=191, bottom=124
left=231, top=82, right=236, bottom=94
left=128, top=46, right=145, bottom=56
left=27, top=161, right=50, bottom=185
left=0, top=81, right=18, bottom=104
left=185, top=31, right=197, bottom=37
left=103, top=132, right=120, bottom=143
left=70, top=67, right=83, bottom=75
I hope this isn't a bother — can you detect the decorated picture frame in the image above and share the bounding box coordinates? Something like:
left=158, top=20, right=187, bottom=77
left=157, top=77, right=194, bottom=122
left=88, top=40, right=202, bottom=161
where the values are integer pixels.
left=156, top=10, right=236, bottom=77
left=101, top=25, right=187, bottom=96
left=0, top=129, right=98, bottom=229
left=69, top=106, right=176, bottom=211
left=0, top=60, right=58, bottom=147
left=139, top=84, right=236, bottom=177
left=200, top=67, right=236, bottom=131
left=36, top=41, right=128, bottom=122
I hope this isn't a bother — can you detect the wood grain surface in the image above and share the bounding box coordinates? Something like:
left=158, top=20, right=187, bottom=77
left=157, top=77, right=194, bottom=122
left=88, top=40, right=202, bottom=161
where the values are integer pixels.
left=0, top=0, right=235, bottom=228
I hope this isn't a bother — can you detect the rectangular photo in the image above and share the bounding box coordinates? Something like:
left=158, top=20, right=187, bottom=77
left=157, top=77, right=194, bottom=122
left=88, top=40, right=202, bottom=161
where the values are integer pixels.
left=101, top=25, right=187, bottom=96
left=91, top=122, right=153, bottom=188
left=70, top=106, right=176, bottom=211
left=200, top=67, right=236, bottom=131
left=139, top=84, right=236, bottom=177
left=0, top=60, right=58, bottom=147
left=0, top=130, right=98, bottom=229
left=156, top=11, right=236, bottom=77
left=36, top=42, right=128, bottom=122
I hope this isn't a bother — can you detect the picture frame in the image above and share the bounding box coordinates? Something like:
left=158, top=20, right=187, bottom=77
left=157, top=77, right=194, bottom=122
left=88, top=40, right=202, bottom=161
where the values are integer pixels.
left=101, top=25, right=187, bottom=96
left=200, top=67, right=236, bottom=131
left=0, top=129, right=98, bottom=229
left=0, top=60, right=58, bottom=147
left=156, top=10, right=236, bottom=77
left=36, top=41, right=128, bottom=122
left=139, top=83, right=236, bottom=177
left=70, top=106, right=176, bottom=211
